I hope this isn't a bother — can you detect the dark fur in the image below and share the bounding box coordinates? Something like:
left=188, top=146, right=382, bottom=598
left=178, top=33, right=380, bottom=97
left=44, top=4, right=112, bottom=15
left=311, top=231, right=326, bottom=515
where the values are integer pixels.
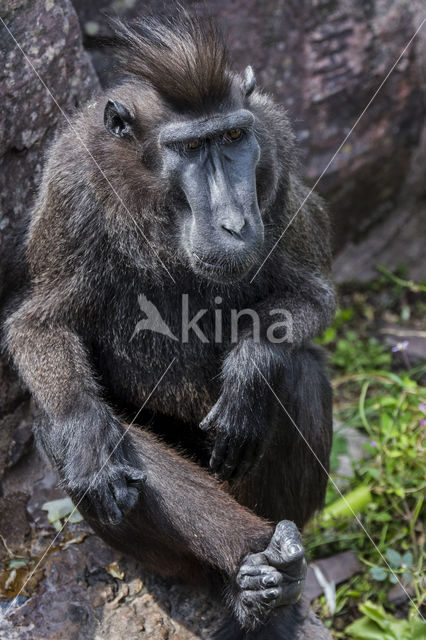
left=108, top=12, right=232, bottom=114
left=4, top=13, right=335, bottom=638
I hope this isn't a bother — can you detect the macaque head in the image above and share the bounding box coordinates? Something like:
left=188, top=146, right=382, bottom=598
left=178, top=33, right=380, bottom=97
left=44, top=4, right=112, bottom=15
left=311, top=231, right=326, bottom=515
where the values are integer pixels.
left=102, top=15, right=274, bottom=283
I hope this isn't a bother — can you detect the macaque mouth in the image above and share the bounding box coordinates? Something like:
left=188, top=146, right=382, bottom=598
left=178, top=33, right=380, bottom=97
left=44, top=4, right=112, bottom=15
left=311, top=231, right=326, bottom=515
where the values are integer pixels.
left=191, top=252, right=255, bottom=282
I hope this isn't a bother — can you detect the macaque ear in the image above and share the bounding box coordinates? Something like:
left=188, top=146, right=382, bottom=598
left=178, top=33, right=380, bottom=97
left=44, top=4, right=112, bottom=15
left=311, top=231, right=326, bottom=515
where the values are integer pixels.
left=104, top=98, right=135, bottom=138
left=243, top=65, right=256, bottom=97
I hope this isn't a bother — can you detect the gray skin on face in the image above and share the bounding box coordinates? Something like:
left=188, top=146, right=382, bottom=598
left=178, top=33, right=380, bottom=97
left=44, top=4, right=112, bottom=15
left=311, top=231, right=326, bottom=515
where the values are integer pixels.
left=159, top=109, right=264, bottom=283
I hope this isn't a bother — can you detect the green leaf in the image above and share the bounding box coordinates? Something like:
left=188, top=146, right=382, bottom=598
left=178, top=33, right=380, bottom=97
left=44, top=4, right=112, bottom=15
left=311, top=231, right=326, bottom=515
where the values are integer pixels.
left=379, top=397, right=398, bottom=407
left=346, top=601, right=421, bottom=640
left=387, top=450, right=403, bottom=458
left=8, top=557, right=29, bottom=569
left=318, top=326, right=336, bottom=344
left=374, top=511, right=392, bottom=522
left=346, top=616, right=390, bottom=640
left=385, top=549, right=402, bottom=569
left=69, top=510, right=84, bottom=524
left=394, top=487, right=406, bottom=498
left=411, top=617, right=426, bottom=639
left=42, top=497, right=82, bottom=524
left=322, top=485, right=372, bottom=524
left=366, top=467, right=379, bottom=480
left=401, top=552, right=413, bottom=567
left=358, top=602, right=388, bottom=629
left=337, top=308, right=355, bottom=323
left=369, top=566, right=387, bottom=581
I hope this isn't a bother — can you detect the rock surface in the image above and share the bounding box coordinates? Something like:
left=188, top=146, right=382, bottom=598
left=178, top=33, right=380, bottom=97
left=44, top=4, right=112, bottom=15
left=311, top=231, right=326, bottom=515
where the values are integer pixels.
left=0, top=0, right=100, bottom=304
left=0, top=359, right=30, bottom=488
left=305, top=551, right=362, bottom=602
left=333, top=119, right=426, bottom=283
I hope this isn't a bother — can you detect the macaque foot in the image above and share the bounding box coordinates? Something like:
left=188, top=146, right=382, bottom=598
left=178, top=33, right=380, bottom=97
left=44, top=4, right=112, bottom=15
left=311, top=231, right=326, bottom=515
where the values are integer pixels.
left=234, top=520, right=306, bottom=630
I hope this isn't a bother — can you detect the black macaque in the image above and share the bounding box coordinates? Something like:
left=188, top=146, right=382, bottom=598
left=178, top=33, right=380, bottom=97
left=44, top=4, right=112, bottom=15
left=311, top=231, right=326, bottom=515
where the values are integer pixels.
left=4, top=12, right=335, bottom=639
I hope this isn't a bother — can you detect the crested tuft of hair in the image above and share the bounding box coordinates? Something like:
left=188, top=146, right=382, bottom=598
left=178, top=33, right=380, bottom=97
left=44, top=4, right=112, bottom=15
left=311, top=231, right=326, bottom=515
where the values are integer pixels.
left=108, top=12, right=233, bottom=113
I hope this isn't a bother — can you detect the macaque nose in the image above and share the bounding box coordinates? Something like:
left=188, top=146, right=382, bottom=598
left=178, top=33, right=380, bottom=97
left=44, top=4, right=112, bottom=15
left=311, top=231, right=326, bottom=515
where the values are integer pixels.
left=220, top=217, right=246, bottom=239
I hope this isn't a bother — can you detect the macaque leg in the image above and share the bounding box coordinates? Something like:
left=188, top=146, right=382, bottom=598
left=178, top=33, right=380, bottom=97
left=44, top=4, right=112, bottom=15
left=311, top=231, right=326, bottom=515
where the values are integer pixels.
left=75, top=425, right=306, bottom=631
left=208, top=345, right=332, bottom=638
left=231, top=344, right=333, bottom=528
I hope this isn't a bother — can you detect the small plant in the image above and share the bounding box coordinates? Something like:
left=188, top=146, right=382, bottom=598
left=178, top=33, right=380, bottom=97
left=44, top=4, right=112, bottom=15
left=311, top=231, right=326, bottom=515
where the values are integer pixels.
left=308, top=281, right=426, bottom=636
left=369, top=549, right=416, bottom=586
left=315, top=307, right=392, bottom=373
left=332, top=332, right=392, bottom=373
left=346, top=601, right=425, bottom=639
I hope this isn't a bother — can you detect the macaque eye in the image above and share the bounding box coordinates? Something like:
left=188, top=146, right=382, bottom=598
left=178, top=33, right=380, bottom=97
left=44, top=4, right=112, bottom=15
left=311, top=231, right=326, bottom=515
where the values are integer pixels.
left=187, top=139, right=202, bottom=150
left=224, top=128, right=242, bottom=142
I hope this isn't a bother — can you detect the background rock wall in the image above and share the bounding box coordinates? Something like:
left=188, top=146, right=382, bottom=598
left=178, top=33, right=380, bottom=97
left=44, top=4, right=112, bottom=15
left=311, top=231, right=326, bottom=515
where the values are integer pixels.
left=0, top=0, right=99, bottom=305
